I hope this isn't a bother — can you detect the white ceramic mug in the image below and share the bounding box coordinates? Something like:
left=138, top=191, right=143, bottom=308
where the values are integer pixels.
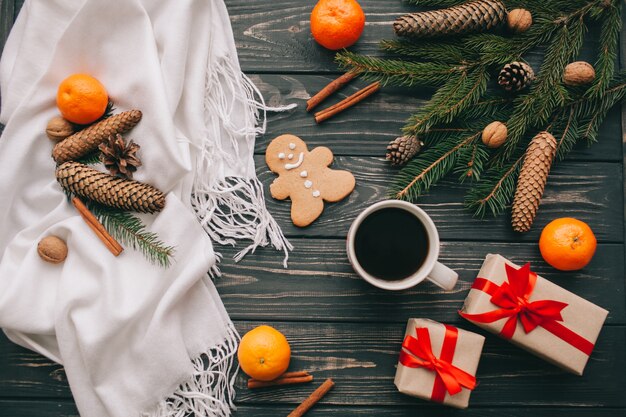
left=347, top=200, right=458, bottom=291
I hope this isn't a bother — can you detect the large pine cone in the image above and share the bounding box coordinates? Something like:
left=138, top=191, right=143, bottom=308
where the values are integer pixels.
left=52, top=110, right=142, bottom=164
left=56, top=161, right=165, bottom=213
left=393, top=0, right=506, bottom=38
left=511, top=132, right=557, bottom=233
left=498, top=62, right=535, bottom=92
left=386, top=135, right=423, bottom=166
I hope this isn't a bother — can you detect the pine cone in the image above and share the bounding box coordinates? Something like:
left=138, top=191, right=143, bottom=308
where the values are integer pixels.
left=99, top=134, right=142, bottom=178
left=511, top=132, right=557, bottom=233
left=52, top=110, right=142, bottom=164
left=393, top=0, right=506, bottom=38
left=56, top=161, right=165, bottom=214
left=498, top=61, right=535, bottom=92
left=386, top=135, right=423, bottom=166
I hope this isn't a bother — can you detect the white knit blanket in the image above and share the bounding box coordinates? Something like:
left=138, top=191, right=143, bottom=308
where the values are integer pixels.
left=0, top=0, right=291, bottom=415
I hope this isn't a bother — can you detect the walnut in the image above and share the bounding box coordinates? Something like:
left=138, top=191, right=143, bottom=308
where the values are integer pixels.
left=46, top=116, right=75, bottom=142
left=37, top=236, right=68, bottom=264
left=507, top=9, right=532, bottom=34
left=563, top=61, right=596, bottom=86
left=482, top=121, right=508, bottom=149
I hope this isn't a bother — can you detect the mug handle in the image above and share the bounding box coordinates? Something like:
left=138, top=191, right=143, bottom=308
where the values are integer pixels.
left=427, top=262, right=458, bottom=291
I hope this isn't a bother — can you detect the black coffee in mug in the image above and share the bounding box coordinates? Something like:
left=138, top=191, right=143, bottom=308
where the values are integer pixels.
left=353, top=207, right=429, bottom=281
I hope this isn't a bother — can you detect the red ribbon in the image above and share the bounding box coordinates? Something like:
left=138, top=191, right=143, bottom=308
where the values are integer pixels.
left=399, top=325, right=476, bottom=403
left=460, top=262, right=594, bottom=355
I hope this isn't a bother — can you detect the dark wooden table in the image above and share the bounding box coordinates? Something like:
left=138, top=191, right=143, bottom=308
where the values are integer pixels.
left=1, top=1, right=625, bottom=416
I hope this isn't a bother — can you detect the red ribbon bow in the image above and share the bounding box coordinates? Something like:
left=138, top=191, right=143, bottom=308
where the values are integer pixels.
left=460, top=262, right=594, bottom=355
left=398, top=325, right=476, bottom=403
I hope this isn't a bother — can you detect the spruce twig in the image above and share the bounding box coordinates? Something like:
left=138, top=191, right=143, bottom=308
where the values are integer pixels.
left=392, top=132, right=480, bottom=200
left=340, top=0, right=623, bottom=219
left=85, top=201, right=175, bottom=268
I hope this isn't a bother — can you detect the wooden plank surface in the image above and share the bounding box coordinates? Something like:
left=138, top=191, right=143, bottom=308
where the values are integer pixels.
left=1, top=401, right=623, bottom=417
left=254, top=157, right=624, bottom=242
left=250, top=74, right=624, bottom=161
left=217, top=241, right=625, bottom=323
left=1, top=324, right=625, bottom=407
left=1, top=0, right=625, bottom=416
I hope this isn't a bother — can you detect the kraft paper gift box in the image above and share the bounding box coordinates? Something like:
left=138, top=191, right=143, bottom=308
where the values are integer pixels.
left=394, top=318, right=485, bottom=409
left=460, top=254, right=608, bottom=375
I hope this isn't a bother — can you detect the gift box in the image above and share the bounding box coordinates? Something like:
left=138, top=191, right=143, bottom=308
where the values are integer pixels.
left=394, top=318, right=485, bottom=409
left=460, top=254, right=608, bottom=375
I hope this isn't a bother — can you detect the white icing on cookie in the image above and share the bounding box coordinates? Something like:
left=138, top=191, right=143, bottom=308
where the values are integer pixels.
left=300, top=170, right=308, bottom=178
left=278, top=153, right=285, bottom=159
left=312, top=190, right=321, bottom=198
left=284, top=152, right=304, bottom=170
left=304, top=180, right=313, bottom=189
left=289, top=143, right=296, bottom=150
left=288, top=153, right=294, bottom=159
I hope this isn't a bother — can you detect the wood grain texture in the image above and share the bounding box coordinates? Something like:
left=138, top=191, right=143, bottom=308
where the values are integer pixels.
left=1, top=324, right=624, bottom=407
left=255, top=156, right=624, bottom=242
left=216, top=241, right=625, bottom=323
left=228, top=0, right=602, bottom=73
left=1, top=401, right=623, bottom=417
left=251, top=74, right=623, bottom=161
left=0, top=0, right=15, bottom=57
left=0, top=0, right=625, bottom=416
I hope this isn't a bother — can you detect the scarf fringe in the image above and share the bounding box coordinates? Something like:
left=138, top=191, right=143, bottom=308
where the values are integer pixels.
left=142, top=323, right=241, bottom=417
left=191, top=53, right=295, bottom=268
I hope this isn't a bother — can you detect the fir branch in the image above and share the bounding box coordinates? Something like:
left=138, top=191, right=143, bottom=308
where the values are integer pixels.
left=76, top=151, right=102, bottom=165
left=464, top=155, right=523, bottom=217
left=403, top=66, right=489, bottom=135
left=455, top=142, right=490, bottom=181
left=586, top=0, right=621, bottom=98
left=552, top=106, right=581, bottom=159
left=502, top=17, right=585, bottom=160
left=392, top=132, right=480, bottom=200
left=86, top=201, right=175, bottom=268
left=380, top=39, right=470, bottom=63
left=335, top=52, right=464, bottom=87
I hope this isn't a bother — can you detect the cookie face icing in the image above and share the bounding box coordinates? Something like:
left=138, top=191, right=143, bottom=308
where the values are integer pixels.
left=284, top=152, right=304, bottom=170
left=266, top=134, right=356, bottom=227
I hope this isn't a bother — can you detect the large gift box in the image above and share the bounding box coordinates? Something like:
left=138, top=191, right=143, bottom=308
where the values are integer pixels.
left=394, top=318, right=485, bottom=409
left=460, top=254, right=608, bottom=375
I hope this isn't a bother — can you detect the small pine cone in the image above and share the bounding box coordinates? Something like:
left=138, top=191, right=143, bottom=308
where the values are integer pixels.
left=393, top=0, right=506, bottom=38
left=99, top=134, right=142, bottom=178
left=511, top=132, right=557, bottom=233
left=498, top=62, right=535, bottom=92
left=386, top=135, right=423, bottom=166
left=52, top=110, right=142, bottom=164
left=56, top=161, right=165, bottom=214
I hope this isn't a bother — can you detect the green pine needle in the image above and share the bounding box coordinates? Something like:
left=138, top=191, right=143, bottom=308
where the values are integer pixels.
left=85, top=201, right=175, bottom=268
left=76, top=151, right=102, bottom=165
left=335, top=51, right=467, bottom=87
left=339, top=0, right=623, bottom=217
left=391, top=132, right=480, bottom=201
left=465, top=156, right=523, bottom=217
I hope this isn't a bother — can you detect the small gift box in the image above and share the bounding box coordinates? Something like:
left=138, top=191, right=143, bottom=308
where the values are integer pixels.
left=460, top=254, right=608, bottom=375
left=394, top=318, right=485, bottom=409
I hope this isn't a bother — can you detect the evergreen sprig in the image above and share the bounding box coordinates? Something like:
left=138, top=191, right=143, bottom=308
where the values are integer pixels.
left=338, top=0, right=623, bottom=218
left=85, top=201, right=175, bottom=268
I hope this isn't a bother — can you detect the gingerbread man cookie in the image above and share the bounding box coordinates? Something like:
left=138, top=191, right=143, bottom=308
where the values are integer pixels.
left=266, top=134, right=355, bottom=227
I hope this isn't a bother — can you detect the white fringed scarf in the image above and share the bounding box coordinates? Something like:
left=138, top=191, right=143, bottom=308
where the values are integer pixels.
left=0, top=0, right=292, bottom=416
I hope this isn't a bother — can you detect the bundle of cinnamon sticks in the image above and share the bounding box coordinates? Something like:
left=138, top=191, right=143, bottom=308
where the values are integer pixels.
left=247, top=371, right=334, bottom=417
left=307, top=72, right=379, bottom=123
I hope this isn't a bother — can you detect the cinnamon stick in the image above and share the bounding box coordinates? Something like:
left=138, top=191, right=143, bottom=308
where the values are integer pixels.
left=306, top=72, right=357, bottom=112
left=314, top=82, right=380, bottom=124
left=287, top=378, right=334, bottom=417
left=248, top=374, right=313, bottom=389
left=72, top=197, right=123, bottom=256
